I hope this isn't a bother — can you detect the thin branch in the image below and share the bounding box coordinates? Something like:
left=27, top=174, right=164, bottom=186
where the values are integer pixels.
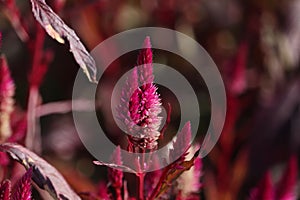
left=36, top=99, right=101, bottom=117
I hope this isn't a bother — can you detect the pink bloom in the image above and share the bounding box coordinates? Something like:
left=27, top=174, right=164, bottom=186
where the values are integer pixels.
left=249, top=172, right=274, bottom=200
left=117, top=37, right=162, bottom=150
left=0, top=180, right=11, bottom=200
left=12, top=168, right=32, bottom=200
left=275, top=156, right=298, bottom=200
left=108, top=146, right=123, bottom=190
left=0, top=168, right=32, bottom=200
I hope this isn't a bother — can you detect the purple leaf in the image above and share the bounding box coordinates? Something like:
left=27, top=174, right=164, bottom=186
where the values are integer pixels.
left=0, top=143, right=80, bottom=200
left=29, top=0, right=97, bottom=83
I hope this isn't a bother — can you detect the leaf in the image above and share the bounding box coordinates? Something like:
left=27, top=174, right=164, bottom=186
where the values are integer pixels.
left=29, top=0, right=97, bottom=83
left=0, top=143, right=81, bottom=200
left=149, top=150, right=200, bottom=200
left=93, top=160, right=136, bottom=174
left=0, top=180, right=11, bottom=200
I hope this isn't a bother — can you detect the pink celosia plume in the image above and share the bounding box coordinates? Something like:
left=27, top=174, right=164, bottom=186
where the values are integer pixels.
left=0, top=180, right=11, bottom=200
left=12, top=168, right=32, bottom=200
left=249, top=172, right=274, bottom=200
left=108, top=146, right=123, bottom=200
left=117, top=37, right=162, bottom=150
left=0, top=168, right=32, bottom=200
left=275, top=156, right=298, bottom=200
left=249, top=157, right=298, bottom=200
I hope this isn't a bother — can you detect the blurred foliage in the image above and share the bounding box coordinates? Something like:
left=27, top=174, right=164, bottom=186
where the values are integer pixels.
left=0, top=0, right=300, bottom=199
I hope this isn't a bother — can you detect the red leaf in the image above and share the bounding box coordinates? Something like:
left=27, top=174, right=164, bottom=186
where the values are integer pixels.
left=149, top=150, right=200, bottom=200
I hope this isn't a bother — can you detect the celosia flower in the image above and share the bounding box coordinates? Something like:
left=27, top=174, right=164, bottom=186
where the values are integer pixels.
left=117, top=37, right=162, bottom=150
left=249, top=172, right=274, bottom=200
left=249, top=156, right=298, bottom=200
left=12, top=168, right=32, bottom=200
left=275, top=156, right=298, bottom=200
left=0, top=56, right=15, bottom=142
left=108, top=146, right=123, bottom=200
left=0, top=168, right=32, bottom=200
left=0, top=180, right=10, bottom=200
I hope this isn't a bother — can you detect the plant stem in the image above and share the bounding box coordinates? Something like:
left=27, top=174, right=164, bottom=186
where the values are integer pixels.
left=136, top=147, right=145, bottom=200
left=116, top=187, right=122, bottom=200
left=138, top=172, right=145, bottom=200
left=26, top=86, right=41, bottom=153
left=148, top=167, right=168, bottom=200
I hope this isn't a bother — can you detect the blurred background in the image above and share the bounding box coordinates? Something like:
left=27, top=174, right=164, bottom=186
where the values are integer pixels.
left=0, top=0, right=300, bottom=199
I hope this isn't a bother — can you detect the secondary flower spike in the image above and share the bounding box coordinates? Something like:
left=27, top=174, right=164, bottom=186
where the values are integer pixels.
left=0, top=56, right=15, bottom=142
left=117, top=37, right=162, bottom=150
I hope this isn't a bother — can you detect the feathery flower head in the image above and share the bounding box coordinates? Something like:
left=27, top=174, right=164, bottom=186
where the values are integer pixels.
left=0, top=168, right=32, bottom=200
left=108, top=146, right=123, bottom=189
left=117, top=37, right=162, bottom=150
left=0, top=180, right=11, bottom=200
left=0, top=56, right=15, bottom=142
left=12, top=168, right=32, bottom=200
left=275, top=156, right=298, bottom=200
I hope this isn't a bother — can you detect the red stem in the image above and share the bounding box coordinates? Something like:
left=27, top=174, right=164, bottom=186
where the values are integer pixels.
left=116, top=187, right=122, bottom=200
left=135, top=146, right=145, bottom=200
left=148, top=167, right=169, bottom=200
left=138, top=172, right=145, bottom=200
